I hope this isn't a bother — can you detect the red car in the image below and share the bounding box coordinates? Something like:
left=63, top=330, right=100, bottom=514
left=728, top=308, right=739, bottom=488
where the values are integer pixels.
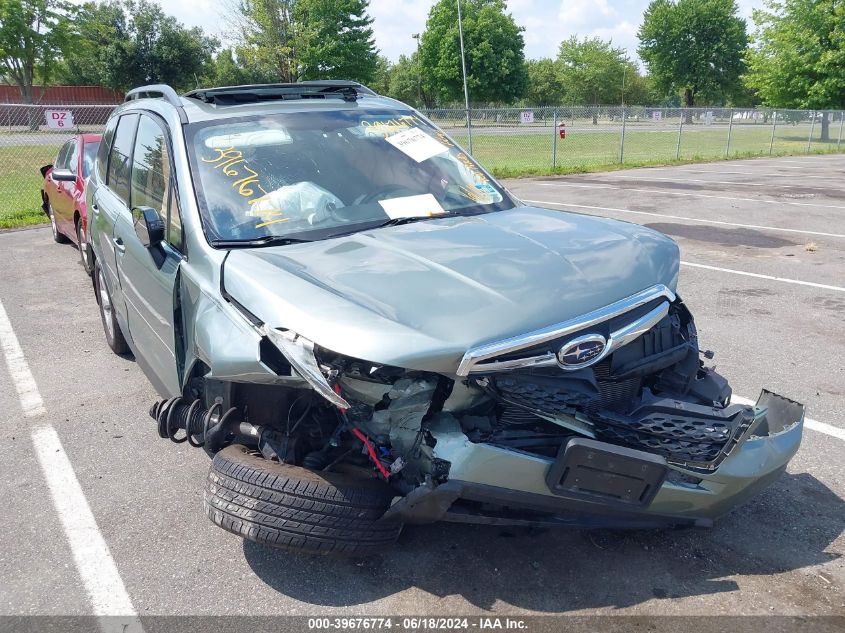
left=40, top=134, right=101, bottom=275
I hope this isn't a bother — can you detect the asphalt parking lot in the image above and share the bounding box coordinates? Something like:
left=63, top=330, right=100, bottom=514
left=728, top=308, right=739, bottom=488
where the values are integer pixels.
left=0, top=154, right=843, bottom=626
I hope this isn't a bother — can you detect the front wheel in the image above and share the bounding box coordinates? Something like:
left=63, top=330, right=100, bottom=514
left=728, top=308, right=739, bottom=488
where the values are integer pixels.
left=94, top=260, right=129, bottom=354
left=205, top=444, right=403, bottom=556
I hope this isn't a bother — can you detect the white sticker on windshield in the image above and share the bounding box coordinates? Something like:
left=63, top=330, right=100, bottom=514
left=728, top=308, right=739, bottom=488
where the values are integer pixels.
left=379, top=194, right=445, bottom=220
left=384, top=127, right=449, bottom=163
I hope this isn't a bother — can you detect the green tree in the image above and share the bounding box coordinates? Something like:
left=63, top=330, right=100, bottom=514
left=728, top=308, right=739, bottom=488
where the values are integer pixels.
left=60, top=0, right=217, bottom=91
left=524, top=58, right=565, bottom=105
left=557, top=37, right=632, bottom=120
left=234, top=0, right=378, bottom=83
left=294, top=0, right=378, bottom=82
left=208, top=47, right=277, bottom=86
left=744, top=0, right=845, bottom=141
left=638, top=0, right=748, bottom=111
left=0, top=0, right=71, bottom=103
left=369, top=55, right=392, bottom=94
left=56, top=0, right=124, bottom=87
left=386, top=53, right=430, bottom=107
left=419, top=0, right=527, bottom=104
left=236, top=0, right=296, bottom=82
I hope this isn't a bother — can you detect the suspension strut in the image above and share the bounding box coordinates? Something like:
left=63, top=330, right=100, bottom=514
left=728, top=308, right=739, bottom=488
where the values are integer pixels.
left=149, top=397, right=240, bottom=455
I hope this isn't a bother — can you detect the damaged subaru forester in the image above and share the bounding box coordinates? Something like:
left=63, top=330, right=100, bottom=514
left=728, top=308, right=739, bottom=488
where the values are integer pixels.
left=87, top=82, right=805, bottom=555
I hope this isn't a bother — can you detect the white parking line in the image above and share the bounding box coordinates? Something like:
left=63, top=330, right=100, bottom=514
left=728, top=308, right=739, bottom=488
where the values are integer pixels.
left=603, top=174, right=836, bottom=191
left=732, top=395, right=845, bottom=441
left=0, top=299, right=45, bottom=417
left=680, top=261, right=845, bottom=293
left=534, top=182, right=845, bottom=210
left=32, top=427, right=143, bottom=630
left=522, top=199, right=845, bottom=239
left=0, top=297, right=142, bottom=632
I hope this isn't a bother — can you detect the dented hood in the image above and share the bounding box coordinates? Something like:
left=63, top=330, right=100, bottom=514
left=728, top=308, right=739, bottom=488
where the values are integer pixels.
left=222, top=206, right=680, bottom=374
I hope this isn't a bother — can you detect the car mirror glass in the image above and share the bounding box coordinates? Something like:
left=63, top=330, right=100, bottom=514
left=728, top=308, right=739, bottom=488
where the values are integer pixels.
left=132, top=206, right=165, bottom=248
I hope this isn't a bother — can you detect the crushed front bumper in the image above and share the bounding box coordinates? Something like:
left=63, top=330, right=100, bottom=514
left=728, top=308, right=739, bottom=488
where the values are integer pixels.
left=384, top=390, right=804, bottom=527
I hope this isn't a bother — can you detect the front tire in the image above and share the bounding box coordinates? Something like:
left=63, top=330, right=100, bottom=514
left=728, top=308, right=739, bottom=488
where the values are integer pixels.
left=94, top=260, right=129, bottom=354
left=47, top=202, right=69, bottom=244
left=205, top=444, right=403, bottom=556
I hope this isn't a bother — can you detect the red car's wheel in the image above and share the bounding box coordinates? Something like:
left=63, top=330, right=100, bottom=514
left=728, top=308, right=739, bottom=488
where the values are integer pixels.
left=76, top=219, right=93, bottom=276
left=47, top=201, right=69, bottom=244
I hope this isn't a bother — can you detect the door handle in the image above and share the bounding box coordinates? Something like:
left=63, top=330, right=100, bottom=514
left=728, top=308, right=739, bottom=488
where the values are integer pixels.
left=91, top=203, right=99, bottom=215
left=112, top=237, right=126, bottom=253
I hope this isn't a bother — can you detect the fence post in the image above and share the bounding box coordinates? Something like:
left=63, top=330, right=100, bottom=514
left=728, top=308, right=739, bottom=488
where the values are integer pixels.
left=769, top=111, right=777, bottom=156
left=619, top=107, right=627, bottom=164
left=675, top=111, right=683, bottom=160
left=552, top=108, right=558, bottom=169
left=725, top=108, right=733, bottom=157
left=838, top=111, right=844, bottom=150
left=807, top=111, right=815, bottom=153
left=464, top=107, right=474, bottom=156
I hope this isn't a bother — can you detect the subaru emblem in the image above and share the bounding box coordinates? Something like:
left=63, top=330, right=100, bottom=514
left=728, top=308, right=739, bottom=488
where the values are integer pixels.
left=557, top=334, right=607, bottom=369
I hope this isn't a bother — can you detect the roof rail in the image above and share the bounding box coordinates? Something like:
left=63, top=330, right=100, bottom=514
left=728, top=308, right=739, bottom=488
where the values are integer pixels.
left=183, top=81, right=377, bottom=105
left=124, top=84, right=188, bottom=123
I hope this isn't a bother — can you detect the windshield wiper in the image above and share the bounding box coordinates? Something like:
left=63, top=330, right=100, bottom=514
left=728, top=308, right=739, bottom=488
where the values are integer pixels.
left=368, top=209, right=489, bottom=230
left=210, top=235, right=314, bottom=249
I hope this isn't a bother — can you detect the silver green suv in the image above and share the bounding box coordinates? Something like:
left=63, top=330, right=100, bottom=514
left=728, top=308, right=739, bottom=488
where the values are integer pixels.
left=87, top=82, right=804, bottom=555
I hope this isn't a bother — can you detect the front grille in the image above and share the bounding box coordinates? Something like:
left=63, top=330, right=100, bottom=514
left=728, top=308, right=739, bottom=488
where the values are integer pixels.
left=590, top=408, right=744, bottom=464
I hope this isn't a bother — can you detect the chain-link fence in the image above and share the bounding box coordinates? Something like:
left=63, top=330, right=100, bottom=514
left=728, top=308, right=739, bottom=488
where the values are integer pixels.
left=2, top=102, right=844, bottom=227
left=0, top=103, right=117, bottom=227
left=421, top=106, right=845, bottom=175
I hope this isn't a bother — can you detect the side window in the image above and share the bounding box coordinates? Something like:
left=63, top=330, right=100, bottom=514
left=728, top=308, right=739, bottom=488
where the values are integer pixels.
left=67, top=142, right=79, bottom=176
left=106, top=114, right=139, bottom=205
left=97, top=117, right=118, bottom=181
left=55, top=141, right=73, bottom=170
left=130, top=115, right=183, bottom=251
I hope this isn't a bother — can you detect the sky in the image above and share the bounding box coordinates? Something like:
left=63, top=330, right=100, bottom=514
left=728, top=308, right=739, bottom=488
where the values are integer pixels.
left=156, top=0, right=765, bottom=64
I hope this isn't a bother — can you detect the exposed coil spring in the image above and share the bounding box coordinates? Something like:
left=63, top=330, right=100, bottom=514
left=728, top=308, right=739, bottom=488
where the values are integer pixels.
left=150, top=397, right=237, bottom=448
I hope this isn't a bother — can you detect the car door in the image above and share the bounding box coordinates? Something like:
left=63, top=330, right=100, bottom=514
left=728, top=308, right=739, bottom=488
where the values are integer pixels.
left=48, top=141, right=74, bottom=228
left=114, top=112, right=183, bottom=396
left=91, top=113, right=139, bottom=329
left=57, top=140, right=81, bottom=236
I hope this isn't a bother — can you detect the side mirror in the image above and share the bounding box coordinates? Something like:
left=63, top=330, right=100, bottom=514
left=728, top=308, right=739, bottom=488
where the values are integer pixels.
left=132, top=206, right=165, bottom=248
left=51, top=168, right=76, bottom=182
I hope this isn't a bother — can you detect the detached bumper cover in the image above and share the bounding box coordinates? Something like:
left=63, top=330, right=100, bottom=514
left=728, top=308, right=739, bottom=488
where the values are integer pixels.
left=384, top=390, right=804, bottom=527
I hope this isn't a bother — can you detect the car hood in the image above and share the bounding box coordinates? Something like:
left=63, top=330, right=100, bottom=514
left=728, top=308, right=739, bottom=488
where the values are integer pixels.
left=222, top=206, right=680, bottom=374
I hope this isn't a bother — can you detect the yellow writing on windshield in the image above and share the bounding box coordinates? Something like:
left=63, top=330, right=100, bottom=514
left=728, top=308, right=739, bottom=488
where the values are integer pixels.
left=202, top=146, right=269, bottom=202
left=455, top=152, right=489, bottom=184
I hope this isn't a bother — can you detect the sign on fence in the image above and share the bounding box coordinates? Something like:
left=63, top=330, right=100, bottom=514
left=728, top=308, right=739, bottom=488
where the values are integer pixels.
left=520, top=111, right=535, bottom=124
left=44, top=110, right=74, bottom=129
left=652, top=110, right=662, bottom=122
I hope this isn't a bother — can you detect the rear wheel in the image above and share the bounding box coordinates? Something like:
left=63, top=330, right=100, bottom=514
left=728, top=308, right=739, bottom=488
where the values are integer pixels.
left=48, top=202, right=69, bottom=244
left=94, top=260, right=129, bottom=354
left=205, top=444, right=403, bottom=556
left=76, top=219, right=93, bottom=276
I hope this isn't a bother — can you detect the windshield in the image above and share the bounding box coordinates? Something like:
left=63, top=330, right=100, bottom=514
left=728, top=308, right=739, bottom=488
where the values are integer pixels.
left=187, top=109, right=514, bottom=243
left=82, top=141, right=99, bottom=178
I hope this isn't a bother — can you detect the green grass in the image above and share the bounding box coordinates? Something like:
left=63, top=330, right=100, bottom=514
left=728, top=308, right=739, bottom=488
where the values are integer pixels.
left=448, top=124, right=843, bottom=176
left=1, top=124, right=842, bottom=229
left=0, top=143, right=61, bottom=229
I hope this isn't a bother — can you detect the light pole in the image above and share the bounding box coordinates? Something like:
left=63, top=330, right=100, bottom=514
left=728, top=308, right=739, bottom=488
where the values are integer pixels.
left=456, top=0, right=473, bottom=154
left=411, top=33, right=421, bottom=106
